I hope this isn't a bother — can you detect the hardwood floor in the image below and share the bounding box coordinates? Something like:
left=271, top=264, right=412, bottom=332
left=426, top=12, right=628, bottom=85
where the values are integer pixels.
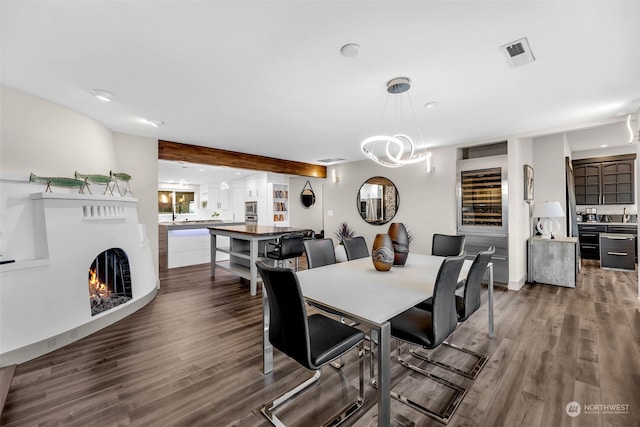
left=1, top=259, right=639, bottom=426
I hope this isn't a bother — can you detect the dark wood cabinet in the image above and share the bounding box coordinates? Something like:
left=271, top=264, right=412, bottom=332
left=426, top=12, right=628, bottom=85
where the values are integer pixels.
left=573, top=154, right=635, bottom=205
left=578, top=224, right=606, bottom=259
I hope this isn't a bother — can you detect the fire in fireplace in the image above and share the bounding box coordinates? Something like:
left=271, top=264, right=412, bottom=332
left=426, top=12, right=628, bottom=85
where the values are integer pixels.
left=88, top=248, right=133, bottom=316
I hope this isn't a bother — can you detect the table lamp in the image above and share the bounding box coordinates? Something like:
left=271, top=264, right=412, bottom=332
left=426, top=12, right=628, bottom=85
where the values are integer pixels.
left=532, top=201, right=565, bottom=239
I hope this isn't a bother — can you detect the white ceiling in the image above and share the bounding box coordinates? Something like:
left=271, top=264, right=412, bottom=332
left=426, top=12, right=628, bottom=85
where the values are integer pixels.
left=2, top=1, right=639, bottom=167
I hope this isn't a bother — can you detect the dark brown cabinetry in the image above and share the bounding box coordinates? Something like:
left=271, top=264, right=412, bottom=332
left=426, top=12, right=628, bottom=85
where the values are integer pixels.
left=578, top=224, right=606, bottom=259
left=573, top=154, right=635, bottom=205
left=600, top=233, right=635, bottom=270
left=606, top=224, right=637, bottom=262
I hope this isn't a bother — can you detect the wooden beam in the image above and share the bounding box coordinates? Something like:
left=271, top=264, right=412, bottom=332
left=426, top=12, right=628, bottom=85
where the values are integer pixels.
left=158, top=140, right=327, bottom=178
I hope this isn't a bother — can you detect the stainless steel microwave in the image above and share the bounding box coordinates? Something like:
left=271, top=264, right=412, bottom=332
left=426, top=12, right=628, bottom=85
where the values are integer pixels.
left=245, top=201, right=257, bottom=215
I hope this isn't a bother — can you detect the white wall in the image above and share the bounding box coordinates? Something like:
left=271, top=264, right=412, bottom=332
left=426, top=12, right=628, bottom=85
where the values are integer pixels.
left=508, top=137, right=534, bottom=290
left=289, top=176, right=325, bottom=234
left=0, top=86, right=159, bottom=275
left=323, top=146, right=457, bottom=255
left=532, top=133, right=569, bottom=237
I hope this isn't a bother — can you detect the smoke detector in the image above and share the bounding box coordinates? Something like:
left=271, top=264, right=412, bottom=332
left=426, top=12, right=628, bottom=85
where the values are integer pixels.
left=500, top=37, right=535, bottom=68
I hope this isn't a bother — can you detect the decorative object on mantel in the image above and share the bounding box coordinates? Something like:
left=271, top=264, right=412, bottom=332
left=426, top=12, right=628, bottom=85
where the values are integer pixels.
left=388, top=222, right=410, bottom=266
left=74, top=171, right=115, bottom=195
left=360, top=77, right=432, bottom=168
left=371, top=234, right=394, bottom=271
left=29, top=173, right=86, bottom=193
left=334, top=221, right=355, bottom=262
left=110, top=171, right=133, bottom=197
left=300, top=180, right=316, bottom=208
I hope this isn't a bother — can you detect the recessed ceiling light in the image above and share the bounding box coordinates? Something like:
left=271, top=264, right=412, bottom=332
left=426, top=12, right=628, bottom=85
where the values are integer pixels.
left=340, top=43, right=360, bottom=58
left=600, top=144, right=608, bottom=148
left=424, top=101, right=439, bottom=109
left=91, top=89, right=114, bottom=102
left=143, top=119, right=164, bottom=128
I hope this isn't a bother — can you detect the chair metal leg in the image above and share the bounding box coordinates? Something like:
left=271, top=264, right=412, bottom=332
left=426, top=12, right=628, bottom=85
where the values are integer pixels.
left=409, top=340, right=488, bottom=380
left=261, top=342, right=365, bottom=427
left=393, top=341, right=467, bottom=425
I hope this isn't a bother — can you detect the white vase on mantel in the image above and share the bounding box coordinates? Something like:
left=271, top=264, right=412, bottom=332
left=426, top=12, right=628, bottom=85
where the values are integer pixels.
left=335, top=244, right=348, bottom=263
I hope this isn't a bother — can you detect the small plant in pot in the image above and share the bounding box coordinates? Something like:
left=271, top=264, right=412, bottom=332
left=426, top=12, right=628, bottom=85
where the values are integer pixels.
left=334, top=222, right=355, bottom=262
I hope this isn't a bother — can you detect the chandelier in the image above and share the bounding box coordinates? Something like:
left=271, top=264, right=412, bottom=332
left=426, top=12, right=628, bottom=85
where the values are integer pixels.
left=361, top=77, right=432, bottom=168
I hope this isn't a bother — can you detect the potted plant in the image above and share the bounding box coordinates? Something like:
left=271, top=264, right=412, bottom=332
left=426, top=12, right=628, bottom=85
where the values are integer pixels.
left=334, top=222, right=355, bottom=262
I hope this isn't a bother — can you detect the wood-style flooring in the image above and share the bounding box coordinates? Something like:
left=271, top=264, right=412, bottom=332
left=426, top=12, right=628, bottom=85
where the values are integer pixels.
left=1, top=258, right=639, bottom=426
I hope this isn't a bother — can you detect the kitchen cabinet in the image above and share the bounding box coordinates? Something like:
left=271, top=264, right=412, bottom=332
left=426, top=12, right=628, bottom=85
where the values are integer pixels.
left=578, top=224, right=607, bottom=259
left=606, top=224, right=637, bottom=262
left=600, top=233, right=635, bottom=270
left=528, top=236, right=579, bottom=287
left=573, top=154, right=635, bottom=205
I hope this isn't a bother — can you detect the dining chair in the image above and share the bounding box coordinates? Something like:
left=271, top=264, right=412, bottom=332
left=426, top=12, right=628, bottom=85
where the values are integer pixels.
left=373, top=253, right=467, bottom=424
left=431, top=233, right=466, bottom=257
left=256, top=261, right=365, bottom=427
left=413, top=247, right=494, bottom=380
left=303, top=238, right=336, bottom=268
left=264, top=233, right=305, bottom=271
left=342, top=236, right=369, bottom=261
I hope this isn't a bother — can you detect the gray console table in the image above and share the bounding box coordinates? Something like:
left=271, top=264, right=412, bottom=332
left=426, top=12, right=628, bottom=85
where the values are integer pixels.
left=528, top=236, right=579, bottom=287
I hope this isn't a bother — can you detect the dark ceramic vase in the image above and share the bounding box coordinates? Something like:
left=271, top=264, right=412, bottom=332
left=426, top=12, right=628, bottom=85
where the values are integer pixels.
left=372, top=234, right=394, bottom=271
left=388, top=222, right=409, bottom=266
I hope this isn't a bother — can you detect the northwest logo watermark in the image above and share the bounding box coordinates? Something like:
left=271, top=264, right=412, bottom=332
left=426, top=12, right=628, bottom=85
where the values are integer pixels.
left=566, top=401, right=630, bottom=417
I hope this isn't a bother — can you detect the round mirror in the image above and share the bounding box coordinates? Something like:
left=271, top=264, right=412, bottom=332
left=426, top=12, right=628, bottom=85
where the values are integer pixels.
left=300, top=180, right=316, bottom=208
left=357, top=177, right=399, bottom=225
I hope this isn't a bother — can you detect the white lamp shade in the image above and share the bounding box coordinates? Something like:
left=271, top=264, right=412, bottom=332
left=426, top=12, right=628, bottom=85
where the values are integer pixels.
left=532, top=201, right=565, bottom=218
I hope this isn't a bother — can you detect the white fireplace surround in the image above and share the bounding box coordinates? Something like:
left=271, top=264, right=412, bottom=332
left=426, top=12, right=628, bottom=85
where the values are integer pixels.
left=0, top=192, right=158, bottom=367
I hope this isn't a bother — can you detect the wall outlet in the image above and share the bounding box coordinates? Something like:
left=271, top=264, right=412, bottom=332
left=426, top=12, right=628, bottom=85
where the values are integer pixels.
left=327, top=210, right=334, bottom=216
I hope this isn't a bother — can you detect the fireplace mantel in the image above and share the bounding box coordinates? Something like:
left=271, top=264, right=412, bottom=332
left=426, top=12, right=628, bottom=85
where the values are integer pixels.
left=0, top=192, right=158, bottom=367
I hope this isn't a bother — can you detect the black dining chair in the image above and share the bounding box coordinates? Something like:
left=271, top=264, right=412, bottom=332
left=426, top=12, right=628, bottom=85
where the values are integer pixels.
left=265, top=233, right=305, bottom=271
left=256, top=261, right=365, bottom=427
left=432, top=233, right=466, bottom=257
left=372, top=253, right=467, bottom=424
left=303, top=238, right=336, bottom=268
left=342, top=236, right=369, bottom=261
left=413, top=247, right=494, bottom=380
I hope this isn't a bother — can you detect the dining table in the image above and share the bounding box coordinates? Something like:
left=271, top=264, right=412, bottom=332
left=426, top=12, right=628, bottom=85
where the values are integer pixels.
left=261, top=252, right=494, bottom=427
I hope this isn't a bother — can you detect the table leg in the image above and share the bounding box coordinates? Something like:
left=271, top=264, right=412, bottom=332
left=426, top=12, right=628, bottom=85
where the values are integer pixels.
left=263, top=287, right=273, bottom=374
left=249, top=239, right=258, bottom=296
left=488, top=263, right=494, bottom=339
left=377, top=322, right=391, bottom=427
left=210, top=234, right=217, bottom=277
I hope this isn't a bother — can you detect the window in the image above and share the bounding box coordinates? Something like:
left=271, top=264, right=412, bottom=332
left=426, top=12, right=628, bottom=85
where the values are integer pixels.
left=157, top=191, right=196, bottom=214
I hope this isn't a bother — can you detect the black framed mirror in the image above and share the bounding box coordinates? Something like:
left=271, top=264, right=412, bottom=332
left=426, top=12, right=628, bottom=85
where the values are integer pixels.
left=300, top=180, right=316, bottom=208
left=357, top=176, right=399, bottom=225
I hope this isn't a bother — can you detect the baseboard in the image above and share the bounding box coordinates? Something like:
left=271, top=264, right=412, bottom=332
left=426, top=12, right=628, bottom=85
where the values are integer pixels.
left=508, top=274, right=526, bottom=291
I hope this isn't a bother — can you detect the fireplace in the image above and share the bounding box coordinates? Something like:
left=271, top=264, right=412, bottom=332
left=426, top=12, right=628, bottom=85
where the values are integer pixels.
left=0, top=191, right=158, bottom=367
left=89, top=248, right=133, bottom=316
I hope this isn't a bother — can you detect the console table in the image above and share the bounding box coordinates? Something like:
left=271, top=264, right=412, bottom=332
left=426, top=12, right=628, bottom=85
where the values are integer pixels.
left=528, top=236, right=579, bottom=287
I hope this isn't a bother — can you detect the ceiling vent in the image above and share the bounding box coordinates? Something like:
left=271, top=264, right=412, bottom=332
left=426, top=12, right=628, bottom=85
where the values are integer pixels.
left=317, top=158, right=345, bottom=164
left=500, top=37, right=535, bottom=68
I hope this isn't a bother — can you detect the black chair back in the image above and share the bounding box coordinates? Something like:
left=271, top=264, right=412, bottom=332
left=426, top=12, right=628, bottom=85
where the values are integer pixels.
left=458, top=246, right=495, bottom=321
left=304, top=238, right=336, bottom=268
left=432, top=233, right=466, bottom=257
left=256, top=261, right=312, bottom=369
left=278, top=233, right=305, bottom=258
left=342, top=236, right=369, bottom=260
left=430, top=253, right=466, bottom=346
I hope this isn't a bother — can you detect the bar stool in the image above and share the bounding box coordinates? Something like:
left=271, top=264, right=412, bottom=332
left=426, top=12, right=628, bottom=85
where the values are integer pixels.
left=264, top=233, right=305, bottom=271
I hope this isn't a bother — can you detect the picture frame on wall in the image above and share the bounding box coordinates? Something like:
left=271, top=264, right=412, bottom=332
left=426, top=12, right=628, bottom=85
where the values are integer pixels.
left=524, top=164, right=534, bottom=202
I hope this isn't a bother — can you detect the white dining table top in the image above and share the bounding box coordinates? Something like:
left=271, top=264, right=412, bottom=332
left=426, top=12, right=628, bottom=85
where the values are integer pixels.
left=296, top=253, right=471, bottom=327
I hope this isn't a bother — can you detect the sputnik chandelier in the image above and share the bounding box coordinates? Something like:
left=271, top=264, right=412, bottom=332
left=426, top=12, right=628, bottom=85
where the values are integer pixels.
left=361, top=77, right=432, bottom=168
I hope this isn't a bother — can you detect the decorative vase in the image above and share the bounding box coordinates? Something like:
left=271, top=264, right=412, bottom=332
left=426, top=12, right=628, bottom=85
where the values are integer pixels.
left=371, top=234, right=394, bottom=271
left=388, top=222, right=410, bottom=266
left=335, top=244, right=348, bottom=263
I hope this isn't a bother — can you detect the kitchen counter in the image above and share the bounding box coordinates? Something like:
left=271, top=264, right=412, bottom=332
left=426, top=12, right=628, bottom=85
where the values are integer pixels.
left=577, top=222, right=637, bottom=226
left=159, top=221, right=245, bottom=270
left=209, top=225, right=308, bottom=295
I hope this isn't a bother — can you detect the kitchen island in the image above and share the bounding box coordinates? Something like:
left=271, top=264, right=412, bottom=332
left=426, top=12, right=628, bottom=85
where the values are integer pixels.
left=209, top=225, right=308, bottom=295
left=159, top=220, right=245, bottom=270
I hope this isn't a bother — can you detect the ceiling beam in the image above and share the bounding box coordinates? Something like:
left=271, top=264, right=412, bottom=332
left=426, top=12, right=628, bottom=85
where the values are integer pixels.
left=158, top=140, right=327, bottom=178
